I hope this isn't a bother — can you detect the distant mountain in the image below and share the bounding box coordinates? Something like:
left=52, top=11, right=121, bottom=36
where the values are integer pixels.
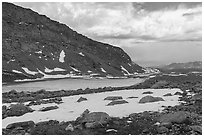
left=2, top=2, right=144, bottom=82
left=156, top=61, right=202, bottom=73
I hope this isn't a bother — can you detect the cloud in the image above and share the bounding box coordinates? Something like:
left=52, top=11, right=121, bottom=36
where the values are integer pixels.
left=14, top=2, right=202, bottom=47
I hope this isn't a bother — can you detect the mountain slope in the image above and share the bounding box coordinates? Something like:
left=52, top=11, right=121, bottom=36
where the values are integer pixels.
left=2, top=2, right=144, bottom=82
left=156, top=61, right=202, bottom=73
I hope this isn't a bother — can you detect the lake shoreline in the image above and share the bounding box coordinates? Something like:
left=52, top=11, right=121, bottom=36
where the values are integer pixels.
left=2, top=73, right=202, bottom=135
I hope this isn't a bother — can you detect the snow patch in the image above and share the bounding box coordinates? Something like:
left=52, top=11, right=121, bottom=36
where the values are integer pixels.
left=22, top=67, right=38, bottom=75
left=70, top=66, right=80, bottom=72
left=87, top=70, right=92, bottom=73
left=59, top=50, right=65, bottom=63
left=79, top=52, right=85, bottom=56
left=12, top=70, right=22, bottom=74
left=121, top=66, right=131, bottom=75
left=44, top=67, right=53, bottom=73
left=101, top=68, right=106, bottom=73
left=35, top=50, right=42, bottom=54
left=45, top=67, right=66, bottom=73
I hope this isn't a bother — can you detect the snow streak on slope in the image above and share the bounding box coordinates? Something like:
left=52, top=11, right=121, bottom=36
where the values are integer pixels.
left=59, top=50, right=65, bottom=63
left=22, top=67, right=38, bottom=75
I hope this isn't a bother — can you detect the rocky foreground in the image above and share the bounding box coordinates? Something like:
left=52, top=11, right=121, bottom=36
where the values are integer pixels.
left=2, top=73, right=202, bottom=135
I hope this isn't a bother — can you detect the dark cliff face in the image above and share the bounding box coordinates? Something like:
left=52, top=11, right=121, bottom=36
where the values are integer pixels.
left=2, top=2, right=144, bottom=82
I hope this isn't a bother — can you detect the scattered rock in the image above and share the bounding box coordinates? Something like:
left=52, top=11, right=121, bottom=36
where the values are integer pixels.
left=142, top=91, right=153, bottom=94
left=7, top=103, right=34, bottom=117
left=159, top=122, right=172, bottom=128
left=107, top=100, right=128, bottom=106
left=139, top=96, right=164, bottom=104
left=65, top=123, right=74, bottom=131
left=77, top=97, right=87, bottom=103
left=151, top=81, right=168, bottom=89
left=80, top=112, right=110, bottom=128
left=39, top=106, right=59, bottom=112
left=9, top=89, right=18, bottom=94
left=158, top=111, right=192, bottom=124
left=6, top=121, right=35, bottom=130
left=28, top=97, right=63, bottom=106
left=190, top=125, right=202, bottom=134
left=104, top=96, right=123, bottom=101
left=163, top=93, right=172, bottom=96
left=191, top=94, right=202, bottom=101
left=157, top=126, right=169, bottom=134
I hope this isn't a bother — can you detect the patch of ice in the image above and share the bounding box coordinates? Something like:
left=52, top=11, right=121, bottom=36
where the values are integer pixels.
left=2, top=88, right=182, bottom=128
left=59, top=50, right=65, bottom=63
left=22, top=67, right=38, bottom=75
left=101, top=68, right=106, bottom=73
left=79, top=52, right=85, bottom=56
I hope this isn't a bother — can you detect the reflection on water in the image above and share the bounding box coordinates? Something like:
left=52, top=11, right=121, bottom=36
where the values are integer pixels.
left=2, top=78, right=145, bottom=92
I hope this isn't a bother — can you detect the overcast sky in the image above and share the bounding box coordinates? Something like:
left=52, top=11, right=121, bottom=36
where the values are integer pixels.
left=14, top=2, right=202, bottom=67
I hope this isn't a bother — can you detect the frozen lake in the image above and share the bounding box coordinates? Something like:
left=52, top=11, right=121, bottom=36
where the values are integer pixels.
left=2, top=88, right=183, bottom=128
left=2, top=78, right=145, bottom=92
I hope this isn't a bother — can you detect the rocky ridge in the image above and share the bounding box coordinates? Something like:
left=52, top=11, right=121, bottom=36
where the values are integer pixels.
left=2, top=2, right=144, bottom=83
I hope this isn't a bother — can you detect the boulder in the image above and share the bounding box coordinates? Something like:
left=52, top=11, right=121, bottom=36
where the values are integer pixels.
left=142, top=91, right=153, bottom=94
left=127, top=96, right=138, bottom=99
left=139, top=96, right=164, bottom=103
left=157, top=126, right=169, bottom=134
left=80, top=112, right=110, bottom=128
left=104, top=96, right=123, bottom=101
left=77, top=97, right=87, bottom=103
left=190, top=125, right=202, bottom=134
left=158, top=111, right=192, bottom=124
left=9, top=89, right=18, bottom=94
left=174, top=92, right=183, bottom=96
left=65, top=123, right=74, bottom=131
left=107, top=100, right=128, bottom=106
left=6, top=121, right=35, bottom=130
left=7, top=104, right=34, bottom=117
left=191, top=94, right=202, bottom=101
left=163, top=93, right=172, bottom=97
left=39, top=106, right=59, bottom=112
left=160, top=122, right=172, bottom=128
